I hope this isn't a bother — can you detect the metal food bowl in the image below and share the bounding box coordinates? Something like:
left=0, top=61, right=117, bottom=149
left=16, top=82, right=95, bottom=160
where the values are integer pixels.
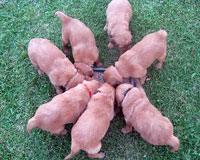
left=93, top=68, right=134, bottom=86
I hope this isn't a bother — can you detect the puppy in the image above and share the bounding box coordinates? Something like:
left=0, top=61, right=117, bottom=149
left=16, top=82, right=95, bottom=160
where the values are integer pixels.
left=27, top=80, right=101, bottom=136
left=104, top=30, right=167, bottom=85
left=64, top=83, right=115, bottom=159
left=116, top=82, right=180, bottom=152
left=55, top=11, right=102, bottom=77
left=28, top=38, right=85, bottom=94
left=104, top=0, right=132, bottom=52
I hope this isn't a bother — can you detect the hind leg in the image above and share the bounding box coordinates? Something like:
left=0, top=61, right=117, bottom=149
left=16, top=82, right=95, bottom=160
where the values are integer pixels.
left=156, top=50, right=166, bottom=69
left=51, top=126, right=67, bottom=136
left=32, top=63, right=45, bottom=75
left=62, top=35, right=70, bottom=54
left=87, top=142, right=105, bottom=159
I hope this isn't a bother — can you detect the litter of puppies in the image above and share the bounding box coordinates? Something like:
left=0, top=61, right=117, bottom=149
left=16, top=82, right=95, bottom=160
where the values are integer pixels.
left=27, top=0, right=179, bottom=159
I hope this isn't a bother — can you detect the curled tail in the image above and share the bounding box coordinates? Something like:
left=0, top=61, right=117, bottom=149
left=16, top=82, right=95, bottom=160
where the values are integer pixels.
left=55, top=11, right=71, bottom=23
left=27, top=117, right=38, bottom=133
left=158, top=30, right=167, bottom=38
left=168, top=135, right=180, bottom=152
left=64, top=142, right=80, bottom=159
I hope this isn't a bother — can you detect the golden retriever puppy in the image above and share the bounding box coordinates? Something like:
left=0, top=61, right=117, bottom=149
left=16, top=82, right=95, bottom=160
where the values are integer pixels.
left=64, top=83, right=115, bottom=159
left=103, top=30, right=167, bottom=85
left=115, top=82, right=180, bottom=152
left=28, top=38, right=85, bottom=94
left=104, top=0, right=132, bottom=52
left=27, top=80, right=101, bottom=136
left=55, top=11, right=102, bottom=77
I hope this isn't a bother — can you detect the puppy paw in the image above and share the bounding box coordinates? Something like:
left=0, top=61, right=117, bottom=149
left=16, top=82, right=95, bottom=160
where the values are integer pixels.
left=88, top=152, right=105, bottom=159
left=156, top=63, right=163, bottom=69
left=103, top=25, right=107, bottom=31
left=38, top=70, right=45, bottom=75
left=121, top=127, right=131, bottom=134
left=64, top=48, right=70, bottom=54
left=56, top=88, right=64, bottom=94
left=98, top=152, right=105, bottom=159
left=108, top=42, right=114, bottom=49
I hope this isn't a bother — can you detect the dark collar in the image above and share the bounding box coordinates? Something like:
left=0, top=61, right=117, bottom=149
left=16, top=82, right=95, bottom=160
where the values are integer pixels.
left=123, top=87, right=133, bottom=97
left=118, top=87, right=133, bottom=107
left=65, top=71, right=77, bottom=89
left=96, top=90, right=101, bottom=93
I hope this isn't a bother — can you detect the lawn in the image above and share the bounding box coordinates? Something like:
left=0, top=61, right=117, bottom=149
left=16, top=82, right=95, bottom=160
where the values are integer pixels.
left=0, top=0, right=200, bottom=159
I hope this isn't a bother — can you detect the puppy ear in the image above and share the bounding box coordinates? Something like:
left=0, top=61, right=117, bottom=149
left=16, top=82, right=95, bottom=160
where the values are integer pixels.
left=66, top=72, right=84, bottom=90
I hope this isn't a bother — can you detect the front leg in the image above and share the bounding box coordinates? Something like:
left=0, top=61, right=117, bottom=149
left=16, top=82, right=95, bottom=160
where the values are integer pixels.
left=62, top=36, right=70, bottom=54
left=121, top=121, right=132, bottom=134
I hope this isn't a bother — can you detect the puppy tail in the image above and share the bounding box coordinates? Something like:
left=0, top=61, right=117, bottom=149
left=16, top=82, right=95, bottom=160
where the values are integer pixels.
left=27, top=117, right=38, bottom=133
left=55, top=11, right=71, bottom=23
left=167, top=135, right=180, bottom=152
left=64, top=142, right=80, bottom=159
left=158, top=30, right=167, bottom=38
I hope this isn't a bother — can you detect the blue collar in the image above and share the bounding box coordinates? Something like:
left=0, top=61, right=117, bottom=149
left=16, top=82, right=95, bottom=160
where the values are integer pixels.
left=123, top=87, right=132, bottom=97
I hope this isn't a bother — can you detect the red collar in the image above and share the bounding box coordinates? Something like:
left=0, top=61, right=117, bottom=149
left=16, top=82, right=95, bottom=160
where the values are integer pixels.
left=83, top=84, right=92, bottom=97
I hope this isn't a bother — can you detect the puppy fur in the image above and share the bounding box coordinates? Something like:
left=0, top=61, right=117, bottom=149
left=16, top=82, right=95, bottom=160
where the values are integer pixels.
left=104, top=0, right=132, bottom=52
left=55, top=11, right=102, bottom=77
left=103, top=66, right=123, bottom=86
left=103, top=30, right=167, bottom=86
left=27, top=80, right=101, bottom=136
left=116, top=83, right=180, bottom=152
left=28, top=38, right=85, bottom=94
left=64, top=83, right=115, bottom=159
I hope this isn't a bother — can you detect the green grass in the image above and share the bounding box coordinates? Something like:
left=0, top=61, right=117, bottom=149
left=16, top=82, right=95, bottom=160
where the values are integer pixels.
left=0, top=0, right=200, bottom=159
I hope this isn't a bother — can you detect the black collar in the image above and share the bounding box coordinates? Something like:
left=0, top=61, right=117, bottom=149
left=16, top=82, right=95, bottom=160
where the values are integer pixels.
left=123, top=87, right=132, bottom=97
left=119, top=87, right=133, bottom=107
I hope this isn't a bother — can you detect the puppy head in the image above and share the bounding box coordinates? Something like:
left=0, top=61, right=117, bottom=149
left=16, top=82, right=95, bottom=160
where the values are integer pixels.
left=116, top=83, right=133, bottom=107
left=65, top=72, right=85, bottom=90
left=98, top=83, right=115, bottom=102
left=82, top=79, right=101, bottom=95
left=115, top=30, right=132, bottom=52
left=103, top=66, right=123, bottom=86
left=74, top=62, right=94, bottom=77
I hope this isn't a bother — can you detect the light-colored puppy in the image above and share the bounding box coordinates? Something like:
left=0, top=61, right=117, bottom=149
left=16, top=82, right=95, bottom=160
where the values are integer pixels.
left=116, top=82, right=180, bottom=152
left=103, top=30, right=167, bottom=85
left=64, top=83, right=115, bottom=159
left=104, top=0, right=132, bottom=52
left=27, top=80, right=101, bottom=136
left=55, top=11, right=102, bottom=77
left=28, top=38, right=85, bottom=94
